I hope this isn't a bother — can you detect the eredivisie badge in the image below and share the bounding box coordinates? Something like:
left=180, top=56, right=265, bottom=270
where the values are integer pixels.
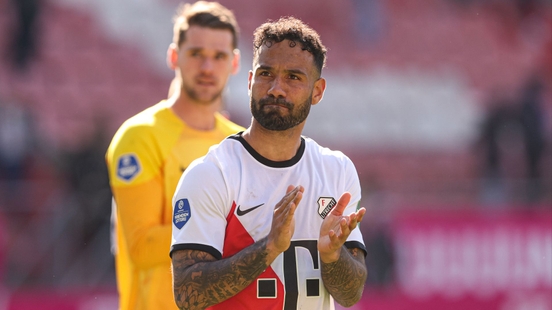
left=173, top=199, right=191, bottom=229
left=116, top=153, right=141, bottom=182
left=317, top=197, right=336, bottom=219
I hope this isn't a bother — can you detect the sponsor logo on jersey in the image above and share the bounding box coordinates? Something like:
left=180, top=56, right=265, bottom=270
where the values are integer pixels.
left=116, top=154, right=141, bottom=182
left=173, top=199, right=191, bottom=229
left=236, top=203, right=264, bottom=216
left=317, top=197, right=336, bottom=219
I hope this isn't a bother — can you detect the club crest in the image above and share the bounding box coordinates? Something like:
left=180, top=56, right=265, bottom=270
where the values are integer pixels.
left=317, top=197, right=336, bottom=219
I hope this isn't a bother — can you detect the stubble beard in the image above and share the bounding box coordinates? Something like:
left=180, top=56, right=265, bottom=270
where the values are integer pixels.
left=182, top=81, right=223, bottom=106
left=250, top=96, right=311, bottom=131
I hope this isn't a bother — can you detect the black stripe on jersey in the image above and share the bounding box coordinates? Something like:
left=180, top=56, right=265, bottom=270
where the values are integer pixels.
left=169, top=243, right=222, bottom=260
left=227, top=132, right=306, bottom=168
left=344, top=240, right=367, bottom=257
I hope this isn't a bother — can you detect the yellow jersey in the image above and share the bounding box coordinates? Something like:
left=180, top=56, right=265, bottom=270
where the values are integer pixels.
left=105, top=100, right=244, bottom=310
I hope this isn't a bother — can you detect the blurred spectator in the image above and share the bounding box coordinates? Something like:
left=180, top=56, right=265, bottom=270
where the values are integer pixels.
left=518, top=74, right=546, bottom=202
left=350, top=0, right=386, bottom=49
left=6, top=0, right=42, bottom=72
left=361, top=175, right=396, bottom=288
left=451, top=0, right=551, bottom=46
left=477, top=94, right=516, bottom=204
left=364, top=226, right=395, bottom=287
left=57, top=114, right=112, bottom=251
left=0, top=95, right=36, bottom=210
left=476, top=74, right=548, bottom=205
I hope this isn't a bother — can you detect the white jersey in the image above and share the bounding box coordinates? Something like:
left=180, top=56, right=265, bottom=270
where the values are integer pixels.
left=171, top=132, right=365, bottom=310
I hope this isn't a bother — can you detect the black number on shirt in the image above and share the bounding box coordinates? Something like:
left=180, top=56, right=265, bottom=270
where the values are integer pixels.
left=282, top=240, right=319, bottom=310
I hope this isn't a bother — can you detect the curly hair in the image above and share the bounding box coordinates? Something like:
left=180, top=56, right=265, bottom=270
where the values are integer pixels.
left=252, top=17, right=327, bottom=75
left=173, top=1, right=239, bottom=49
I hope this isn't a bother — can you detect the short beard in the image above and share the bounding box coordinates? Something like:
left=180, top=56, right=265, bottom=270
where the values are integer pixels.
left=250, top=96, right=311, bottom=131
left=182, top=82, right=223, bottom=105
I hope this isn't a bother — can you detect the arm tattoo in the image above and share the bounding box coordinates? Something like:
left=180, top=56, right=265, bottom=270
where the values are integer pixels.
left=172, top=238, right=270, bottom=310
left=321, top=247, right=367, bottom=307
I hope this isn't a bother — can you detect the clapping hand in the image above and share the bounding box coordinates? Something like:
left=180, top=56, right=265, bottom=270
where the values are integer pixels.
left=266, top=185, right=304, bottom=259
left=318, top=192, right=365, bottom=263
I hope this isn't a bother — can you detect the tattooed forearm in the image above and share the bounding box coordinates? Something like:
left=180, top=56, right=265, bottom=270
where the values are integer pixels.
left=172, top=238, right=270, bottom=310
left=321, top=247, right=367, bottom=307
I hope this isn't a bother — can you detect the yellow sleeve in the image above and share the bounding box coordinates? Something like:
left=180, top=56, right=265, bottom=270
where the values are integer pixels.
left=112, top=180, right=171, bottom=269
left=106, top=124, right=172, bottom=269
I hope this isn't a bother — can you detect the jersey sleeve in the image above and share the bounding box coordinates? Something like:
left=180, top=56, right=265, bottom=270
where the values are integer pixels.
left=106, top=125, right=170, bottom=269
left=342, top=156, right=366, bottom=255
left=170, top=156, right=229, bottom=260
left=107, top=124, right=163, bottom=187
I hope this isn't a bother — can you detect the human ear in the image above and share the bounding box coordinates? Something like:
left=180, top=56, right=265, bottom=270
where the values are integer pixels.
left=167, top=43, right=178, bottom=70
left=231, top=49, right=241, bottom=75
left=248, top=70, right=253, bottom=94
left=311, top=77, right=326, bottom=105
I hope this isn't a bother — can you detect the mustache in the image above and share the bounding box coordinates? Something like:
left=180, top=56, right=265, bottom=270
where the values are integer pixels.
left=258, top=97, right=293, bottom=109
left=196, top=73, right=215, bottom=80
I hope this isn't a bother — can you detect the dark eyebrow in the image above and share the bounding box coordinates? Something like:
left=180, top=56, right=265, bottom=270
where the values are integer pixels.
left=187, top=47, right=203, bottom=53
left=257, top=65, right=272, bottom=71
left=257, top=65, right=307, bottom=77
left=286, top=68, right=307, bottom=76
left=187, top=47, right=231, bottom=55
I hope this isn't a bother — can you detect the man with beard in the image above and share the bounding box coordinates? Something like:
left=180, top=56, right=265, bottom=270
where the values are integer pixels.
left=170, top=17, right=367, bottom=310
left=105, top=2, right=244, bottom=309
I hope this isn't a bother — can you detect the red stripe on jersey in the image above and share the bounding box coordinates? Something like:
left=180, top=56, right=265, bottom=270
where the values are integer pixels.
left=209, top=202, right=284, bottom=310
left=222, top=201, right=253, bottom=257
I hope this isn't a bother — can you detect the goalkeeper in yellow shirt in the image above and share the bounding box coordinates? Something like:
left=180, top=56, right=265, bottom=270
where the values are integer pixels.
left=105, top=2, right=244, bottom=309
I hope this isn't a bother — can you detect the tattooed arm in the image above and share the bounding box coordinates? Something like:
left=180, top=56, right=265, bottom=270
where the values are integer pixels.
left=318, top=192, right=367, bottom=307
left=171, top=238, right=271, bottom=310
left=171, top=185, right=304, bottom=310
left=321, top=246, right=367, bottom=307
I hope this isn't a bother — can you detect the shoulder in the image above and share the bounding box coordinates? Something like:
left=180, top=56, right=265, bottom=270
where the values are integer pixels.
left=180, top=154, right=223, bottom=187
left=215, top=113, right=246, bottom=134
left=116, top=102, right=170, bottom=137
left=185, top=137, right=237, bottom=174
left=175, top=141, right=234, bottom=196
left=107, top=102, right=172, bottom=155
left=303, top=136, right=355, bottom=167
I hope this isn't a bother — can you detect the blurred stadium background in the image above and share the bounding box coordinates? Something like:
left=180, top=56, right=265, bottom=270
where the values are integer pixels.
left=0, top=0, right=551, bottom=309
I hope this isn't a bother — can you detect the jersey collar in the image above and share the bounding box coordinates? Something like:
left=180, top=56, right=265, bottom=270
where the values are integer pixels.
left=228, top=132, right=306, bottom=168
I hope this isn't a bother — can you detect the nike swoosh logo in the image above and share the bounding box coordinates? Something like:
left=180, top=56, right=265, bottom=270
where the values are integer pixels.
left=236, top=203, right=264, bottom=216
